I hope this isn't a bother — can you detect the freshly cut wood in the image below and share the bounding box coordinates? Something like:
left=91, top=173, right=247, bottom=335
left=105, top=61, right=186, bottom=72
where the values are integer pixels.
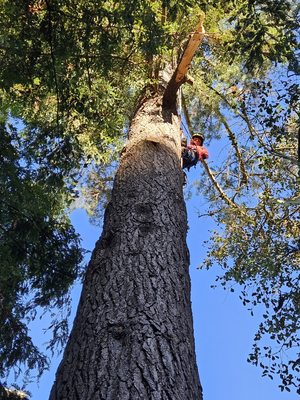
left=163, top=17, right=205, bottom=107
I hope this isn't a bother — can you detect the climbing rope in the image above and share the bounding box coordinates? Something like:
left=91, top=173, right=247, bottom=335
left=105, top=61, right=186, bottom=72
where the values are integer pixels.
left=179, top=89, right=192, bottom=139
left=180, top=119, right=191, bottom=138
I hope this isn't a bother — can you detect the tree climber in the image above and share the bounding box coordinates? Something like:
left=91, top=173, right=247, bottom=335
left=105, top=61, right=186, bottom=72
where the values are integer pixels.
left=181, top=133, right=209, bottom=170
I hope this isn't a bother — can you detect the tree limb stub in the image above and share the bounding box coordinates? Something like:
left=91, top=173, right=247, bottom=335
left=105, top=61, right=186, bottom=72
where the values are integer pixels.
left=163, top=17, right=205, bottom=108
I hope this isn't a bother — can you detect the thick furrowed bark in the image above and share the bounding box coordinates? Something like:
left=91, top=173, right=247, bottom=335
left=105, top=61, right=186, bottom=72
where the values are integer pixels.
left=49, top=95, right=202, bottom=400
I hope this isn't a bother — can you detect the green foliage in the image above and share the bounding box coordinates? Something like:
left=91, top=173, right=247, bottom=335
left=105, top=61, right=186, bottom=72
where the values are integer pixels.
left=176, top=6, right=299, bottom=393
left=187, top=57, right=299, bottom=392
left=198, top=0, right=298, bottom=72
left=0, top=0, right=203, bottom=384
left=0, top=121, right=83, bottom=379
left=0, top=0, right=299, bottom=393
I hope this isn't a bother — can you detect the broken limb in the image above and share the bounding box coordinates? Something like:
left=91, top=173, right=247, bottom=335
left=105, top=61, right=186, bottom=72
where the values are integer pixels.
left=163, top=15, right=205, bottom=108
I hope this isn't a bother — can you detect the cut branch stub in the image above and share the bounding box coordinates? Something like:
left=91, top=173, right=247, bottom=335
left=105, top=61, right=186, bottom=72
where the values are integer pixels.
left=163, top=17, right=205, bottom=109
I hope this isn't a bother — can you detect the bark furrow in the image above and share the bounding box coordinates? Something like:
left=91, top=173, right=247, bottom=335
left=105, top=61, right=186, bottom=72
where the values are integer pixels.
left=49, top=95, right=202, bottom=400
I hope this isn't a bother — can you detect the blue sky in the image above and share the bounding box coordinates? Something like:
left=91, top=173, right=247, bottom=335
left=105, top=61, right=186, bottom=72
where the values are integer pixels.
left=25, top=176, right=294, bottom=399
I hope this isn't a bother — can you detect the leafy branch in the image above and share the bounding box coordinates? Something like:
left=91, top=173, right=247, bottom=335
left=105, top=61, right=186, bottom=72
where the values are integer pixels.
left=201, top=159, right=240, bottom=209
left=216, top=109, right=249, bottom=187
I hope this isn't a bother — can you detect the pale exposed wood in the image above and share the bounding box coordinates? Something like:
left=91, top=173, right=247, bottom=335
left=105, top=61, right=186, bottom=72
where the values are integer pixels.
left=49, top=95, right=202, bottom=400
left=0, top=386, right=29, bottom=400
left=163, top=17, right=205, bottom=108
left=175, top=19, right=205, bottom=83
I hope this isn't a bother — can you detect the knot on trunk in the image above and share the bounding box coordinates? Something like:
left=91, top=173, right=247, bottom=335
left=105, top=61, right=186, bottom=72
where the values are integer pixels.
left=100, top=229, right=117, bottom=249
left=134, top=203, right=153, bottom=222
left=108, top=322, right=127, bottom=341
left=134, top=203, right=156, bottom=235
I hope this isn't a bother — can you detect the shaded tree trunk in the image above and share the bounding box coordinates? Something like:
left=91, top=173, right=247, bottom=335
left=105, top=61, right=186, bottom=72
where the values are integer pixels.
left=49, top=93, right=202, bottom=400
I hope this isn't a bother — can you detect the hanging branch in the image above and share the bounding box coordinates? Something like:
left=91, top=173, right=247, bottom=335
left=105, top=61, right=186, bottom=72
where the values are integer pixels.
left=207, top=84, right=244, bottom=118
left=206, top=84, right=252, bottom=129
left=182, top=92, right=247, bottom=210
left=201, top=160, right=239, bottom=209
left=201, top=160, right=250, bottom=219
left=163, top=15, right=205, bottom=108
left=207, top=84, right=299, bottom=165
left=217, top=110, right=249, bottom=186
left=240, top=106, right=299, bottom=165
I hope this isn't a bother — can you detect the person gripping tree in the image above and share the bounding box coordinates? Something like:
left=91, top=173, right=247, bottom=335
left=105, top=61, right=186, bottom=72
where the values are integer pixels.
left=181, top=133, right=209, bottom=171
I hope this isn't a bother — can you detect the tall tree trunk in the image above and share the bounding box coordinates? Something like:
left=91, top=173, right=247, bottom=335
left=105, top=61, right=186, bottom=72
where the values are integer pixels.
left=49, top=93, right=202, bottom=400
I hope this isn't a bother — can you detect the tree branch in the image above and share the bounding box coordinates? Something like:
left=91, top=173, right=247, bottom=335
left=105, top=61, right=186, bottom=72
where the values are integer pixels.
left=217, top=110, right=249, bottom=186
left=240, top=105, right=299, bottom=165
left=207, top=84, right=299, bottom=165
left=201, top=160, right=239, bottom=209
left=181, top=92, right=248, bottom=211
left=163, top=16, right=205, bottom=108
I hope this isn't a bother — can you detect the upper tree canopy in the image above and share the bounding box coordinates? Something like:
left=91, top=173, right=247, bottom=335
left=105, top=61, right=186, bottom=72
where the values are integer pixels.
left=0, top=0, right=299, bottom=394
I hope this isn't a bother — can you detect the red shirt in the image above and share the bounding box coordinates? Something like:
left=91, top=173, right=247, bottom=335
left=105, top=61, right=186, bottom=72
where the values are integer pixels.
left=187, top=140, right=209, bottom=161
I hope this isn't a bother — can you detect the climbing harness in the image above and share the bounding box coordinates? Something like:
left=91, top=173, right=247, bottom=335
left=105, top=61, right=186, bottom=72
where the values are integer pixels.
left=182, top=147, right=199, bottom=170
